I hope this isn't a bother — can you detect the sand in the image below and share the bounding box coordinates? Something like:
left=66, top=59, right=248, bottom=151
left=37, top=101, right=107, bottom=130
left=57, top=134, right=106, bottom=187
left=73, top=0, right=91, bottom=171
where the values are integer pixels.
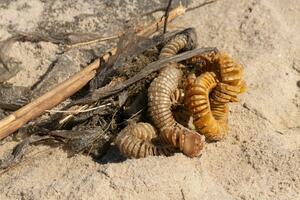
left=0, top=0, right=299, bottom=199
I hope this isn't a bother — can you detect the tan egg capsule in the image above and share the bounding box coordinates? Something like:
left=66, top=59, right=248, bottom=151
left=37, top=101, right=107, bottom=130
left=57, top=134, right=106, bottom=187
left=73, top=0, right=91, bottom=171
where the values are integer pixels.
left=210, top=99, right=229, bottom=120
left=211, top=82, right=240, bottom=103
left=216, top=52, right=245, bottom=88
left=185, top=52, right=246, bottom=103
left=185, top=51, right=217, bottom=69
left=162, top=124, right=205, bottom=157
left=185, top=72, right=229, bottom=141
left=159, top=34, right=188, bottom=59
left=214, top=53, right=247, bottom=100
left=148, top=64, right=205, bottom=157
left=115, top=122, right=176, bottom=159
left=148, top=63, right=181, bottom=130
left=170, top=88, right=185, bottom=105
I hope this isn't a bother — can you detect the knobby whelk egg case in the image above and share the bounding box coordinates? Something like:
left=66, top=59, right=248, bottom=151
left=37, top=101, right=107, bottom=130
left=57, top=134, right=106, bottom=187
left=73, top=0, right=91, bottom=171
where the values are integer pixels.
left=216, top=52, right=245, bottom=87
left=211, top=83, right=240, bottom=103
left=116, top=30, right=202, bottom=159
left=115, top=122, right=176, bottom=159
left=218, top=52, right=246, bottom=92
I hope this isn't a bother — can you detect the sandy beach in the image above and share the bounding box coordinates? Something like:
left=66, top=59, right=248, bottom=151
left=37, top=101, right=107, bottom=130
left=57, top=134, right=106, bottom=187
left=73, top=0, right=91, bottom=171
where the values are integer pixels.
left=0, top=0, right=299, bottom=199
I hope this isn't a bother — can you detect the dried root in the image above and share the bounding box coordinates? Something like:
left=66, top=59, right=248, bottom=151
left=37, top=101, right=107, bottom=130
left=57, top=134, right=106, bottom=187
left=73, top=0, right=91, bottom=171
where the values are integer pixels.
left=115, top=122, right=176, bottom=158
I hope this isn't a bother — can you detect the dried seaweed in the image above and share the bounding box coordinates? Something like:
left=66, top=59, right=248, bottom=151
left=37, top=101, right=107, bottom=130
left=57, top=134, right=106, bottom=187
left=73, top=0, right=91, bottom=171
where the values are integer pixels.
left=89, top=28, right=186, bottom=90
left=0, top=84, right=30, bottom=111
left=0, top=135, right=53, bottom=170
left=0, top=26, right=216, bottom=169
left=73, top=46, right=217, bottom=106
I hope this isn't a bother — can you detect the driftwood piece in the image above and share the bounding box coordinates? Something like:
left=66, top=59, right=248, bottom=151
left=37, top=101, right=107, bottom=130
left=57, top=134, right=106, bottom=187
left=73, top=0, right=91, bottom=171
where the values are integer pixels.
left=0, top=4, right=187, bottom=141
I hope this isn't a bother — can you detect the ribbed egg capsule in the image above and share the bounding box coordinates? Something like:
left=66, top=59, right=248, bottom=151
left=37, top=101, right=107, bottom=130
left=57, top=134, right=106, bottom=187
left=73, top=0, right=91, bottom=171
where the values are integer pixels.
left=159, top=34, right=189, bottom=58
left=185, top=72, right=229, bottom=141
left=210, top=98, right=229, bottom=120
left=115, top=122, right=176, bottom=159
left=211, top=83, right=240, bottom=103
left=216, top=52, right=245, bottom=90
left=147, top=29, right=205, bottom=157
left=148, top=63, right=181, bottom=130
left=185, top=52, right=246, bottom=103
left=148, top=64, right=205, bottom=157
left=170, top=88, right=185, bottom=105
left=159, top=27, right=197, bottom=59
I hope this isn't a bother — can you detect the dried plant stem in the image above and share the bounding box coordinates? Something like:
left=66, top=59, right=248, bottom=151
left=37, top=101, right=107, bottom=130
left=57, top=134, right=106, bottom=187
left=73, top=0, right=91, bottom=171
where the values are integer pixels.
left=47, top=103, right=111, bottom=114
left=138, top=4, right=185, bottom=37
left=64, top=35, right=120, bottom=50
left=56, top=104, right=90, bottom=127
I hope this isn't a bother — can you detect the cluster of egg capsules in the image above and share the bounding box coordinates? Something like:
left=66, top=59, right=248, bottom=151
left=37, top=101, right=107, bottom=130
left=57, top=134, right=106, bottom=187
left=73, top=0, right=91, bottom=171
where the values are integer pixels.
left=115, top=31, right=246, bottom=158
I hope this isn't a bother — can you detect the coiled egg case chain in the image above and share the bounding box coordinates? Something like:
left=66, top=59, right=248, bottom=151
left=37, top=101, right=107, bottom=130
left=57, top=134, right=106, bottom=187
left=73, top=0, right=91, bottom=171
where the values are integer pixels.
left=185, top=72, right=229, bottom=141
left=148, top=64, right=180, bottom=130
left=148, top=64, right=205, bottom=157
left=115, top=122, right=176, bottom=159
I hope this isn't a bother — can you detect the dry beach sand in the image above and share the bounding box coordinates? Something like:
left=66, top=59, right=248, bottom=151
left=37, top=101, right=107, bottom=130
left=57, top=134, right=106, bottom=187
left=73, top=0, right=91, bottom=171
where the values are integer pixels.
left=0, top=0, right=299, bottom=199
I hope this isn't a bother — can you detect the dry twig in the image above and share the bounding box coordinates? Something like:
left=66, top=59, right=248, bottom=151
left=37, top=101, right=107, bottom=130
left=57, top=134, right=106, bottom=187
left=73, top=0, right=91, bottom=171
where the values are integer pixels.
left=63, top=35, right=120, bottom=50
left=163, top=0, right=174, bottom=34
